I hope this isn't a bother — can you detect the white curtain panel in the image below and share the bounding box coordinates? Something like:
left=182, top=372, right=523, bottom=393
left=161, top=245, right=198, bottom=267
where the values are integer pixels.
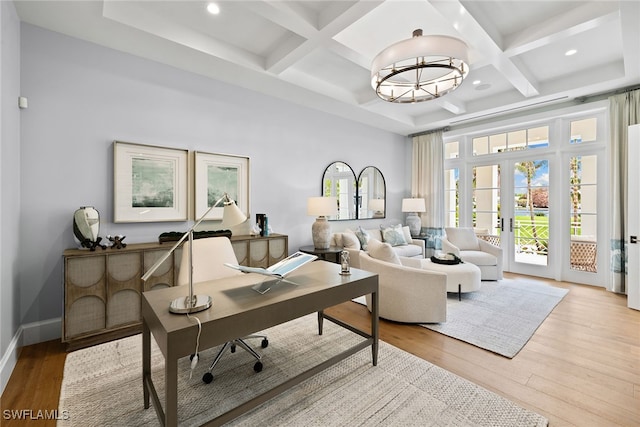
left=608, top=89, right=640, bottom=293
left=412, top=130, right=444, bottom=229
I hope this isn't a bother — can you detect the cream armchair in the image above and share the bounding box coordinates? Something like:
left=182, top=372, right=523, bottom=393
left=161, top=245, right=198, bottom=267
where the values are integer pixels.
left=441, top=227, right=503, bottom=280
left=358, top=240, right=447, bottom=323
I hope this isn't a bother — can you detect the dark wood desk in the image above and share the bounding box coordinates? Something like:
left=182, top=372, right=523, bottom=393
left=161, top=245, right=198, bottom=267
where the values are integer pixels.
left=142, top=261, right=378, bottom=426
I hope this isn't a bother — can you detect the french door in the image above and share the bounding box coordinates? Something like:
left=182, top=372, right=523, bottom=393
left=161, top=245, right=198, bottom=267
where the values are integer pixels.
left=472, top=152, right=603, bottom=282
left=473, top=156, right=554, bottom=278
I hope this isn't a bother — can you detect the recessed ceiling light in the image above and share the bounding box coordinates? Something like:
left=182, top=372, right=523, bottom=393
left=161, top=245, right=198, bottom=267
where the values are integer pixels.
left=565, top=49, right=577, bottom=56
left=207, top=2, right=220, bottom=15
left=473, top=80, right=481, bottom=85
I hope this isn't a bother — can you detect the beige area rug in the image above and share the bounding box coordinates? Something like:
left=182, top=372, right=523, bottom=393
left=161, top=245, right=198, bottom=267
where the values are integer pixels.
left=422, top=279, right=569, bottom=358
left=58, top=314, right=547, bottom=426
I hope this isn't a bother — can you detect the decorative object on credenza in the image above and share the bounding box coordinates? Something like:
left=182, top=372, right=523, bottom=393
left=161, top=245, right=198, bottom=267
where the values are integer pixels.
left=107, top=235, right=127, bottom=249
left=307, top=196, right=338, bottom=250
left=158, top=229, right=232, bottom=244
left=256, top=213, right=269, bottom=236
left=402, top=198, right=426, bottom=237
left=113, top=141, right=188, bottom=223
left=142, top=193, right=247, bottom=314
left=73, top=206, right=106, bottom=251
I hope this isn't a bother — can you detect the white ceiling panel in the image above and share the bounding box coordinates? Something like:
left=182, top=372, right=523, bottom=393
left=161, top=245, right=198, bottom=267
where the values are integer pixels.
left=13, top=0, right=640, bottom=135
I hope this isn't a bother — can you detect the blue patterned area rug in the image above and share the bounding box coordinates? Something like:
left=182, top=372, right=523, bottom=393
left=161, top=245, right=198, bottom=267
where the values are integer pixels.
left=422, top=279, right=569, bottom=358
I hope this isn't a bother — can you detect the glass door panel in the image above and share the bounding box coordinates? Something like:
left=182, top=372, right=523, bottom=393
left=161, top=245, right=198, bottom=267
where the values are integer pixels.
left=472, top=164, right=501, bottom=237
left=513, top=160, right=549, bottom=266
left=569, top=155, right=597, bottom=273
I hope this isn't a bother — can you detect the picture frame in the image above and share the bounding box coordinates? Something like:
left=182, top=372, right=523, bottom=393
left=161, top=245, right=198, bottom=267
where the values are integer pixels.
left=113, top=141, right=188, bottom=223
left=194, top=151, right=250, bottom=221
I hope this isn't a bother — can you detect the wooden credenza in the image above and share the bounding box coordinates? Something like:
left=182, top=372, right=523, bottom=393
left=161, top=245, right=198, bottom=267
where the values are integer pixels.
left=62, top=234, right=288, bottom=350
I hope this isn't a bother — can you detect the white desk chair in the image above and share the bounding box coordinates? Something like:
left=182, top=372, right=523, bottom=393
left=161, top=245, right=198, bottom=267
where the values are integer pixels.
left=178, top=236, right=269, bottom=384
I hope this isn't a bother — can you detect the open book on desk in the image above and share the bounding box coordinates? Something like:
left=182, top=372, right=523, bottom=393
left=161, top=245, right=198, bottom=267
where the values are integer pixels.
left=225, top=251, right=318, bottom=280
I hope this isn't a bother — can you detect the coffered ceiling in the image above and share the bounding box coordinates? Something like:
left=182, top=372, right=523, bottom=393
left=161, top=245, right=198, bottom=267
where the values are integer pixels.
left=14, top=0, right=640, bottom=135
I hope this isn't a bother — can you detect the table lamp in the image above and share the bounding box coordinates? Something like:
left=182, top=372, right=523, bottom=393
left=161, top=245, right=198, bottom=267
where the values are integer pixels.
left=402, top=198, right=426, bottom=237
left=307, top=196, right=338, bottom=249
left=141, top=193, right=247, bottom=314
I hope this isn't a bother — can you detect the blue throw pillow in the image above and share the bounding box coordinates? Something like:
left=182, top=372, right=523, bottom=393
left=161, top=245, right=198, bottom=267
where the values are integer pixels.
left=355, top=226, right=370, bottom=250
left=380, top=224, right=408, bottom=247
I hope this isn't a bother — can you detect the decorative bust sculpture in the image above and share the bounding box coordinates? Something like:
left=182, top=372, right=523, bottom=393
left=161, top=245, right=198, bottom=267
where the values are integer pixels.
left=73, top=206, right=105, bottom=251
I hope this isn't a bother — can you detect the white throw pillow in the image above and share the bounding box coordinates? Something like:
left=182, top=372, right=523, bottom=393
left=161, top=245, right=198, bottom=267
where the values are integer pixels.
left=367, top=238, right=401, bottom=265
left=401, top=226, right=413, bottom=243
left=380, top=224, right=408, bottom=246
left=445, top=227, right=479, bottom=250
left=341, top=231, right=361, bottom=249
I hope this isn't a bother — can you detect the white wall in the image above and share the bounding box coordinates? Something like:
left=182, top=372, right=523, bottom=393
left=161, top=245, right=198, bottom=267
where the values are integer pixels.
left=1, top=0, right=22, bottom=393
left=17, top=24, right=409, bottom=329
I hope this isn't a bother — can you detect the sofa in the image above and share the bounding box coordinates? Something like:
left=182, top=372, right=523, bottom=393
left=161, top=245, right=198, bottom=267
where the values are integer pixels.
left=441, top=227, right=503, bottom=280
left=358, top=239, right=446, bottom=323
left=330, top=224, right=425, bottom=269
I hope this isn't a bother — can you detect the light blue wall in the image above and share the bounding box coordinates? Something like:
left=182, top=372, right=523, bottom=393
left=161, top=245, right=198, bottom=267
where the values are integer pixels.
left=18, top=24, right=410, bottom=326
left=1, top=0, right=21, bottom=367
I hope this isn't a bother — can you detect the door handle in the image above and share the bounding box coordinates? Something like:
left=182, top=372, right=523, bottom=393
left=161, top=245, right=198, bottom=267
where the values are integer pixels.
left=500, top=218, right=504, bottom=232
left=510, top=218, right=513, bottom=233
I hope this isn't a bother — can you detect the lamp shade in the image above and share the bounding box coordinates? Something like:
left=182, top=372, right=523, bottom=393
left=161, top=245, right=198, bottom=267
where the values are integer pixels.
left=307, top=197, right=338, bottom=217
left=402, top=198, right=426, bottom=213
left=221, top=199, right=247, bottom=228
left=368, top=199, right=385, bottom=212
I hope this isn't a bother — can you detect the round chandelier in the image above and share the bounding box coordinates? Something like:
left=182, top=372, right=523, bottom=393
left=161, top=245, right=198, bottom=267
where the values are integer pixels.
left=371, top=29, right=469, bottom=103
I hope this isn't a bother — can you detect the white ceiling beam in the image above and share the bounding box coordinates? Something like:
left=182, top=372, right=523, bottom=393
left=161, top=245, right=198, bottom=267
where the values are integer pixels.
left=504, top=4, right=620, bottom=57
left=429, top=0, right=539, bottom=98
left=102, top=1, right=264, bottom=70
left=263, top=0, right=383, bottom=75
left=437, top=95, right=467, bottom=115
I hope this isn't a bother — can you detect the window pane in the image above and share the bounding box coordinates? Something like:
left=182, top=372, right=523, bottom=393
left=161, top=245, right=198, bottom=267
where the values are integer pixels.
left=508, top=130, right=527, bottom=151
left=528, top=126, right=549, bottom=148
left=490, top=133, right=507, bottom=153
left=445, top=141, right=459, bottom=159
left=570, top=118, right=597, bottom=143
left=514, top=160, right=549, bottom=265
left=473, top=136, right=488, bottom=156
left=445, top=168, right=459, bottom=227
left=473, top=165, right=500, bottom=234
left=569, top=155, right=597, bottom=272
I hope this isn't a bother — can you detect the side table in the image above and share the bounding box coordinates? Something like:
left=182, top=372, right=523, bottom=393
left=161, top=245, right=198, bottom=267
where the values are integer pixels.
left=299, top=245, right=343, bottom=264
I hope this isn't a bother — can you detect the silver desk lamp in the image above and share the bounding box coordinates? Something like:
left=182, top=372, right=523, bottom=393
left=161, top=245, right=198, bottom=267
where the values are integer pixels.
left=141, top=193, right=247, bottom=314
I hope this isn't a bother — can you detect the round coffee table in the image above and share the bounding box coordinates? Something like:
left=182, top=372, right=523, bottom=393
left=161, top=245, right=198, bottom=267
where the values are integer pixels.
left=421, top=259, right=481, bottom=300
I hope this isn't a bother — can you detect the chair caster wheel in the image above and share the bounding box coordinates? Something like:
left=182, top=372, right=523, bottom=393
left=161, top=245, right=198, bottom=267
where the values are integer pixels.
left=254, top=361, right=263, bottom=372
left=261, top=339, right=269, bottom=348
left=230, top=344, right=236, bottom=353
left=202, top=372, right=214, bottom=384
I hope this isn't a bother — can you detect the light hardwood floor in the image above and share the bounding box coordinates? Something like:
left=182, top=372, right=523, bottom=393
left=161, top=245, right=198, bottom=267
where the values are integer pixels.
left=1, top=273, right=639, bottom=426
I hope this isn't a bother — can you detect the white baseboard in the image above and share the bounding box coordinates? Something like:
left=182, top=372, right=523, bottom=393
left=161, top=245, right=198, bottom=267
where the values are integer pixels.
left=0, top=317, right=61, bottom=395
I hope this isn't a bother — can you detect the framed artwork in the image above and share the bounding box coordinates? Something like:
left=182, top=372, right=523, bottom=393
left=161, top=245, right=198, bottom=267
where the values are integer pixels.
left=113, top=141, right=188, bottom=223
left=194, top=151, right=250, bottom=221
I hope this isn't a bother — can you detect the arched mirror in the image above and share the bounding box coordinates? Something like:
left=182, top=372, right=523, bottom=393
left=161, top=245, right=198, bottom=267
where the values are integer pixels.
left=322, top=161, right=357, bottom=220
left=357, top=166, right=386, bottom=219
